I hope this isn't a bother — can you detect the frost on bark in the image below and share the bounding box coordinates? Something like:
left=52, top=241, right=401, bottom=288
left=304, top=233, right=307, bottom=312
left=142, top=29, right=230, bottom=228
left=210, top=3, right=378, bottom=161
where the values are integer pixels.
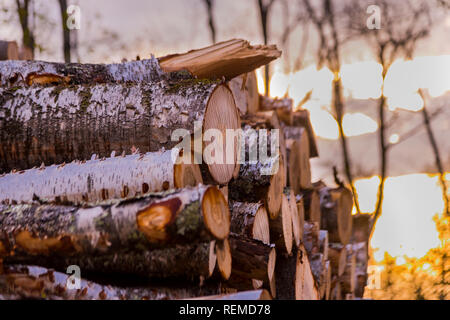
left=0, top=150, right=202, bottom=204
left=0, top=185, right=229, bottom=259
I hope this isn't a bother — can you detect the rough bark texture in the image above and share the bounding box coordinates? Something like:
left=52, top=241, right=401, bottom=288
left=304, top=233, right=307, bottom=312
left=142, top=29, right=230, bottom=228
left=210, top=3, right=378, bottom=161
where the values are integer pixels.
left=228, top=234, right=275, bottom=282
left=0, top=264, right=231, bottom=300
left=0, top=41, right=19, bottom=60
left=229, top=201, right=270, bottom=244
left=309, top=253, right=325, bottom=298
left=0, top=80, right=238, bottom=179
left=229, top=124, right=284, bottom=219
left=0, top=150, right=202, bottom=204
left=0, top=185, right=229, bottom=259
left=6, top=242, right=217, bottom=281
left=0, top=56, right=167, bottom=86
left=158, top=39, right=281, bottom=81
left=303, top=221, right=320, bottom=258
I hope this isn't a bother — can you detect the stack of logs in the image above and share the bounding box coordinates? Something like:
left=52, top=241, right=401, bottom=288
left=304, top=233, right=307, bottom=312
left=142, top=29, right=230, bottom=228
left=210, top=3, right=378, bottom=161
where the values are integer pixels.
left=0, top=39, right=369, bottom=300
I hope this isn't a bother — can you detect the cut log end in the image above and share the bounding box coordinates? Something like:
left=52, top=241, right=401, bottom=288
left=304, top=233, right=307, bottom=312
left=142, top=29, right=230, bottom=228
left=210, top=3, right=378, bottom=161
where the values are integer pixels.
left=174, top=161, right=203, bottom=189
left=202, top=186, right=230, bottom=240
left=288, top=189, right=301, bottom=247
left=309, top=190, right=322, bottom=228
left=270, top=194, right=293, bottom=255
left=216, top=238, right=232, bottom=280
left=266, top=155, right=285, bottom=219
left=252, top=205, right=270, bottom=245
left=209, top=240, right=217, bottom=277
left=203, top=85, right=241, bottom=185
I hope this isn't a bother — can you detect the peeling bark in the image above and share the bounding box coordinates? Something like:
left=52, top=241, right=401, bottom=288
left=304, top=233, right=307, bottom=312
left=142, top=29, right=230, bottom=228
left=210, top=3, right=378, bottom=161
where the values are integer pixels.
left=0, top=185, right=229, bottom=259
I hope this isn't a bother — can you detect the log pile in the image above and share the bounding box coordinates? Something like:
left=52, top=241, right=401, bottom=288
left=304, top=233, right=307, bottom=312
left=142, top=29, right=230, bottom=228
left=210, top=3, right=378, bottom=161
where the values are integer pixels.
left=0, top=39, right=369, bottom=300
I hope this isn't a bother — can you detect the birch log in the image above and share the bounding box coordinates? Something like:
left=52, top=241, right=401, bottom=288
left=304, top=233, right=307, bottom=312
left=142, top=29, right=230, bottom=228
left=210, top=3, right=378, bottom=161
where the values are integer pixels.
left=229, top=201, right=270, bottom=244
left=292, top=110, right=319, bottom=158
left=228, top=234, right=276, bottom=282
left=0, top=41, right=19, bottom=60
left=0, top=80, right=241, bottom=185
left=0, top=56, right=167, bottom=86
left=1, top=264, right=228, bottom=300
left=6, top=241, right=218, bottom=281
left=303, top=221, right=320, bottom=257
left=229, top=125, right=285, bottom=219
left=318, top=185, right=353, bottom=245
left=300, top=189, right=321, bottom=228
left=269, top=193, right=293, bottom=255
left=0, top=150, right=202, bottom=204
left=284, top=126, right=312, bottom=192
left=0, top=185, right=230, bottom=259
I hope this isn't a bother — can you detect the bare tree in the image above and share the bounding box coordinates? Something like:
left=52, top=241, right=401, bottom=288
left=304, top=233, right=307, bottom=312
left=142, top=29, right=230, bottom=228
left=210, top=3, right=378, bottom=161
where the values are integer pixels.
left=257, top=0, right=277, bottom=96
left=302, top=0, right=361, bottom=214
left=15, top=0, right=35, bottom=57
left=57, top=0, right=71, bottom=62
left=202, top=0, right=216, bottom=44
left=347, top=0, right=436, bottom=232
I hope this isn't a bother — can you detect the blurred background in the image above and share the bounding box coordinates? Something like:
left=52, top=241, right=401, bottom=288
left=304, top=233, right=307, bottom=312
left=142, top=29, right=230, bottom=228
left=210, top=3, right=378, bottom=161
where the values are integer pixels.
left=0, top=0, right=449, bottom=299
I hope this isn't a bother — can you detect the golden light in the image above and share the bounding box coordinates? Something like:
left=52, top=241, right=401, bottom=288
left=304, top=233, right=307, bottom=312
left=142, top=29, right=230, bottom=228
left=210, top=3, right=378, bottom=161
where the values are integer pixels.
left=389, top=133, right=400, bottom=144
left=354, top=173, right=446, bottom=262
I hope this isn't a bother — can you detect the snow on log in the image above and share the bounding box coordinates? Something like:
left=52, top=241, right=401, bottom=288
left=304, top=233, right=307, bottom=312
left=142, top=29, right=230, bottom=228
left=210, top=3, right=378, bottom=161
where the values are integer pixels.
left=158, top=39, right=281, bottom=80
left=0, top=185, right=230, bottom=259
left=0, top=80, right=240, bottom=185
left=0, top=150, right=202, bottom=204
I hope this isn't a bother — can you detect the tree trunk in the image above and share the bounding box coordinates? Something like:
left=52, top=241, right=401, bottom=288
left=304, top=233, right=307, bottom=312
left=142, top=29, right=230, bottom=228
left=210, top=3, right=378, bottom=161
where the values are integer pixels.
left=158, top=39, right=281, bottom=81
left=58, top=0, right=71, bottom=63
left=0, top=81, right=240, bottom=185
left=284, top=126, right=312, bottom=193
left=228, top=234, right=276, bottom=282
left=259, top=96, right=293, bottom=125
left=317, top=185, right=353, bottom=244
left=269, top=193, right=293, bottom=255
left=16, top=0, right=35, bottom=59
left=0, top=41, right=19, bottom=60
left=0, top=185, right=230, bottom=259
left=229, top=201, right=270, bottom=244
left=0, top=150, right=202, bottom=204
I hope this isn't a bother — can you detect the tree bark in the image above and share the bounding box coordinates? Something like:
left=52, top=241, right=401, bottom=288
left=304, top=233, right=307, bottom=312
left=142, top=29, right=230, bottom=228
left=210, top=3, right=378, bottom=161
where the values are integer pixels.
left=0, top=56, right=168, bottom=86
left=0, top=185, right=230, bottom=259
left=0, top=150, right=202, bottom=204
left=284, top=126, right=312, bottom=193
left=269, top=193, right=293, bottom=255
left=302, top=221, right=319, bottom=257
left=229, top=201, right=270, bottom=244
left=1, top=264, right=228, bottom=300
left=228, top=234, right=276, bottom=282
left=0, top=41, right=19, bottom=60
left=317, top=185, right=353, bottom=245
left=229, top=124, right=285, bottom=219
left=0, top=80, right=240, bottom=186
